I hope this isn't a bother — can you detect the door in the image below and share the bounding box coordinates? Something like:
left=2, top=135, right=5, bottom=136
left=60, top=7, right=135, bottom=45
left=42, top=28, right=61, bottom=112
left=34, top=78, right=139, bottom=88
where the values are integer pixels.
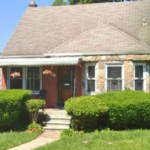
left=58, top=66, right=76, bottom=106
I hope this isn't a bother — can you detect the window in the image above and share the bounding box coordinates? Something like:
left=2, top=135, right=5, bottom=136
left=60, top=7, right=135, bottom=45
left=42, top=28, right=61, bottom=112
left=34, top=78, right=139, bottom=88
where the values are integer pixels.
left=7, top=67, right=42, bottom=93
left=134, top=63, right=146, bottom=92
left=27, top=67, right=40, bottom=91
left=10, top=67, right=23, bottom=89
left=105, top=64, right=124, bottom=91
left=85, top=63, right=96, bottom=95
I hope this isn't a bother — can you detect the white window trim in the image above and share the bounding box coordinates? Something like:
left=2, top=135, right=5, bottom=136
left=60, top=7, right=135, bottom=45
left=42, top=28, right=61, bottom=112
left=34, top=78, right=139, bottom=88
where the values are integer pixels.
left=7, top=67, right=42, bottom=94
left=105, top=63, right=124, bottom=92
left=133, top=63, right=146, bottom=92
left=85, top=63, right=96, bottom=95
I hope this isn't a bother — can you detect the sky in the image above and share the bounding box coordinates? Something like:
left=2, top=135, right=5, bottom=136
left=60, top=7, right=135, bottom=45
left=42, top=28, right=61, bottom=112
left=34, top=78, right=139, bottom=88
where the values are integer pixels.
left=0, top=0, right=54, bottom=53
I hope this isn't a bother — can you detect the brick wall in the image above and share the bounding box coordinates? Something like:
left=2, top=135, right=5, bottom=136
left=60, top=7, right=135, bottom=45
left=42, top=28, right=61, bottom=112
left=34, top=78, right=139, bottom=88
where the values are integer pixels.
left=1, top=67, right=7, bottom=90
left=42, top=66, right=58, bottom=107
left=77, top=65, right=82, bottom=96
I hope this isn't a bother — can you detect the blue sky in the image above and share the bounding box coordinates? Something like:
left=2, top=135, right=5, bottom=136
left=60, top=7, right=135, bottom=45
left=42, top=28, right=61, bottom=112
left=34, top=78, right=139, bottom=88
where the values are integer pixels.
left=0, top=0, right=54, bottom=53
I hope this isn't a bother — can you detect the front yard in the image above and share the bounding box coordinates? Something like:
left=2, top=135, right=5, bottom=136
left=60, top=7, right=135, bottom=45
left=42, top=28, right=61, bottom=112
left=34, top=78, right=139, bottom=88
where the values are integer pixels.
left=0, top=131, right=40, bottom=150
left=35, top=130, right=150, bottom=150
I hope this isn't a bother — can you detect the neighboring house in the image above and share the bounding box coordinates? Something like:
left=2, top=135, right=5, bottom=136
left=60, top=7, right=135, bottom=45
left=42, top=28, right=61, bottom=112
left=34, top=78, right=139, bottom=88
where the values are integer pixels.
left=0, top=1, right=150, bottom=107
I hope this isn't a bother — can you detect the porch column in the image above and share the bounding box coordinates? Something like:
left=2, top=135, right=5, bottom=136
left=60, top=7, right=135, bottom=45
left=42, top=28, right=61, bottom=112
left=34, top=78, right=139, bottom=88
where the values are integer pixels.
left=77, top=65, right=82, bottom=96
left=1, top=67, right=7, bottom=90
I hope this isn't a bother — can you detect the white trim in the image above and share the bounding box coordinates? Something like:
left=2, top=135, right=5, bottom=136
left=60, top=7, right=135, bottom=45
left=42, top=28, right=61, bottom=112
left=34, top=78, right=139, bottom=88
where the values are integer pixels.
left=0, top=57, right=81, bottom=66
left=105, top=63, right=124, bottom=92
left=40, top=67, right=42, bottom=90
left=85, top=63, right=96, bottom=95
left=7, top=68, right=10, bottom=89
left=133, top=63, right=146, bottom=92
left=7, top=67, right=42, bottom=92
left=44, top=51, right=150, bottom=57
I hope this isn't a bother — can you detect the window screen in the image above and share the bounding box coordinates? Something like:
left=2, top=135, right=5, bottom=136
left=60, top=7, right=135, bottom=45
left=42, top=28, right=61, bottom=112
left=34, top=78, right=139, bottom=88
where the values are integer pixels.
left=107, top=66, right=122, bottom=91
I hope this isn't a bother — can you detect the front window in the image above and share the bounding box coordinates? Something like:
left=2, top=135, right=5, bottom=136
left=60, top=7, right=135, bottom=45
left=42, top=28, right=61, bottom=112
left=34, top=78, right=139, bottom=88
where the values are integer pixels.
left=85, top=64, right=96, bottom=95
left=7, top=67, right=41, bottom=92
left=10, top=67, right=22, bottom=89
left=27, top=67, right=40, bottom=91
left=134, top=64, right=146, bottom=91
left=105, top=64, right=124, bottom=91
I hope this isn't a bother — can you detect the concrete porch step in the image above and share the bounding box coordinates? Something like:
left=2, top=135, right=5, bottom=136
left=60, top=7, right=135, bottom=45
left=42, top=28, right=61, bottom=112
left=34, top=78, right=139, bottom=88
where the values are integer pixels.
left=46, top=121, right=70, bottom=126
left=43, top=109, right=71, bottom=132
left=47, top=116, right=71, bottom=121
left=43, top=125, right=69, bottom=131
left=46, top=111, right=67, bottom=115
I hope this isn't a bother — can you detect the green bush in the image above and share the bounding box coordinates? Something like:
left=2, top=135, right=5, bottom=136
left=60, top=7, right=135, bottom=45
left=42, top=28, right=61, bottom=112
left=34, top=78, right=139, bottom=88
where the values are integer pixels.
left=65, top=96, right=108, bottom=130
left=0, top=90, right=31, bottom=131
left=61, top=129, right=75, bottom=137
left=95, top=90, right=150, bottom=130
left=26, top=99, right=46, bottom=123
left=27, top=122, right=43, bottom=133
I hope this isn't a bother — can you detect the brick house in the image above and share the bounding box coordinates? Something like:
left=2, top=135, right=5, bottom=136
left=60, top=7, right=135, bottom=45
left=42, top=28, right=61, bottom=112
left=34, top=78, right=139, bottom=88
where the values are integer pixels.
left=1, top=1, right=150, bottom=107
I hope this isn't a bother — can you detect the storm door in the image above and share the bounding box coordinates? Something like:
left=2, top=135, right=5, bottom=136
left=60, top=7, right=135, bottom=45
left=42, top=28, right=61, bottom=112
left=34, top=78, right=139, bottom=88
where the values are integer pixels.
left=58, top=66, right=76, bottom=106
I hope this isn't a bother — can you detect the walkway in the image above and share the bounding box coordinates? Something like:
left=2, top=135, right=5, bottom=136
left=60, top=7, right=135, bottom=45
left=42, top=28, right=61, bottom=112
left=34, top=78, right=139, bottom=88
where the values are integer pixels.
left=8, top=131, right=61, bottom=150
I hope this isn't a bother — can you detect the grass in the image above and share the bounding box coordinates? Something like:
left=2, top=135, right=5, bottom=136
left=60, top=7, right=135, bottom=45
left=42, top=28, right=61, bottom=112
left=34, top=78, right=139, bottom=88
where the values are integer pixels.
left=0, top=131, right=40, bottom=150
left=35, top=130, right=150, bottom=150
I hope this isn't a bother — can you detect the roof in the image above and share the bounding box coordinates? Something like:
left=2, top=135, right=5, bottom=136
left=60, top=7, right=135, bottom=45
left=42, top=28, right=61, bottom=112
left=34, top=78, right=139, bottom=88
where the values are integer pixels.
left=2, top=1, right=150, bottom=56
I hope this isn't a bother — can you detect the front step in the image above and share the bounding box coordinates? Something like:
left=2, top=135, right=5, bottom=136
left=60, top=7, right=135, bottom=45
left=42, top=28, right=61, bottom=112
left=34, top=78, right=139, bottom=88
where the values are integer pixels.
left=44, top=126, right=69, bottom=131
left=43, top=109, right=71, bottom=132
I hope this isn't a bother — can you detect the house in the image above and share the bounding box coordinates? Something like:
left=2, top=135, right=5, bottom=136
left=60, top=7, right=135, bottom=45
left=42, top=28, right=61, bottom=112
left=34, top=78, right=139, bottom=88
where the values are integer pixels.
left=1, top=1, right=150, bottom=108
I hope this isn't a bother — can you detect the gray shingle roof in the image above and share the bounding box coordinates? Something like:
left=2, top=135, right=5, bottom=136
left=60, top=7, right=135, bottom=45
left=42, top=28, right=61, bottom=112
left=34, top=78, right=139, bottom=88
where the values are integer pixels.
left=2, top=1, right=150, bottom=56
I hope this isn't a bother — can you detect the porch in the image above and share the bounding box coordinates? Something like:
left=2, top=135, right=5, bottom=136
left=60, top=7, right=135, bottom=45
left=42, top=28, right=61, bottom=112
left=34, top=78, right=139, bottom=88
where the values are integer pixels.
left=0, top=57, right=82, bottom=108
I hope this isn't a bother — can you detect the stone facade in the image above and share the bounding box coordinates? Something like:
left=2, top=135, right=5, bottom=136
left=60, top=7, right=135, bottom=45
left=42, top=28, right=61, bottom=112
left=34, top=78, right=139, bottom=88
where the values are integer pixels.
left=81, top=54, right=150, bottom=62
left=81, top=55, right=150, bottom=95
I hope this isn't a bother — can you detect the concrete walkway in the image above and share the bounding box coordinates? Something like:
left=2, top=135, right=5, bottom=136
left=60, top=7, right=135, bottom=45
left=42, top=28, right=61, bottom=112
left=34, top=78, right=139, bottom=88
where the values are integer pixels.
left=8, top=131, right=61, bottom=150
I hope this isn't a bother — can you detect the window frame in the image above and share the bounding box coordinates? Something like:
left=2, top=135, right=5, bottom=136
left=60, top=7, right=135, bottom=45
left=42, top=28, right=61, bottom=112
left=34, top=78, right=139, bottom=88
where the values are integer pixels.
left=85, top=63, right=96, bottom=95
left=105, top=63, right=124, bottom=92
left=133, top=63, right=146, bottom=92
left=7, top=67, right=42, bottom=94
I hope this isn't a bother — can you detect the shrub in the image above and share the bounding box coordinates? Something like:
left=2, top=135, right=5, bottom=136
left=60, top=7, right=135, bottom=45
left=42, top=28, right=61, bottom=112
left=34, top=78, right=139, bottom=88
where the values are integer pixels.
left=0, top=90, right=31, bottom=131
left=65, top=96, right=108, bottom=130
left=27, top=122, right=43, bottom=133
left=61, top=129, right=75, bottom=137
left=95, top=90, right=150, bottom=130
left=26, top=99, right=46, bottom=123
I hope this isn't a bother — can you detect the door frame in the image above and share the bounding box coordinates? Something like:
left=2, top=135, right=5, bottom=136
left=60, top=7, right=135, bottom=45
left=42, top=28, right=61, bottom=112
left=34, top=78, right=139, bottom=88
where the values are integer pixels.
left=57, top=66, right=77, bottom=106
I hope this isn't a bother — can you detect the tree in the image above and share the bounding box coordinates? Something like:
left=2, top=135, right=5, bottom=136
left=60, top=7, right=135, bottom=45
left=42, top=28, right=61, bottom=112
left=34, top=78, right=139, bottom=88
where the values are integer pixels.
left=52, top=0, right=67, bottom=6
left=52, top=0, right=134, bottom=6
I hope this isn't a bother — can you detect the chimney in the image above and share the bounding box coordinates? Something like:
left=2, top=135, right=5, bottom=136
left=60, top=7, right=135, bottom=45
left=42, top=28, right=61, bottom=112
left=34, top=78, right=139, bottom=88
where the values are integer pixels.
left=28, top=1, right=37, bottom=7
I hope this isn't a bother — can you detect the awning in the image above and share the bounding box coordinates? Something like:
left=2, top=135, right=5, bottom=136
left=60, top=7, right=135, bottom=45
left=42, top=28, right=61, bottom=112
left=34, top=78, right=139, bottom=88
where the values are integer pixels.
left=0, top=57, right=81, bottom=66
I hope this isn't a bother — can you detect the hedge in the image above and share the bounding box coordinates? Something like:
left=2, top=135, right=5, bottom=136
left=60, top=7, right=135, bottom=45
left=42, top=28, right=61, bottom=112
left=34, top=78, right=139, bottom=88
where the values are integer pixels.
left=65, top=90, right=150, bottom=130
left=65, top=96, right=108, bottom=130
left=95, top=90, right=150, bottom=130
left=0, top=90, right=31, bottom=131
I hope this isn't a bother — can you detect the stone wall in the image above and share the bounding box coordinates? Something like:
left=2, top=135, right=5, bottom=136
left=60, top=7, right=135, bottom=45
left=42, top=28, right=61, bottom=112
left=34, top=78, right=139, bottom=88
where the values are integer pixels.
left=82, top=59, right=150, bottom=95
left=81, top=54, right=150, bottom=62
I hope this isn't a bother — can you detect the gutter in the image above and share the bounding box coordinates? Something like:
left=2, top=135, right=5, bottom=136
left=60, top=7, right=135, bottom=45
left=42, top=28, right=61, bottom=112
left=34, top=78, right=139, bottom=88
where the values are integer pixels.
left=0, top=55, right=44, bottom=59
left=44, top=51, right=150, bottom=57
left=1, top=51, right=150, bottom=59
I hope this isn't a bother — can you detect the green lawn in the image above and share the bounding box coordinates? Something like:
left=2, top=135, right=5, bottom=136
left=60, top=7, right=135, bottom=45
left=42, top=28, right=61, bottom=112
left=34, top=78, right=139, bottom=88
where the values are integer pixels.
left=35, top=130, right=150, bottom=150
left=0, top=131, right=40, bottom=150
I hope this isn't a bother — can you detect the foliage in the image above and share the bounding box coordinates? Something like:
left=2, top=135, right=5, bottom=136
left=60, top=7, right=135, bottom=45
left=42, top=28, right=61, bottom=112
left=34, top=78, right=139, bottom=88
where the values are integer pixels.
left=95, top=90, right=150, bottom=130
left=26, top=99, right=46, bottom=112
left=27, top=122, right=44, bottom=133
left=0, top=131, right=40, bottom=150
left=65, top=96, right=108, bottom=130
left=26, top=99, right=46, bottom=123
left=35, top=130, right=150, bottom=150
left=52, top=0, right=133, bottom=6
left=0, top=90, right=31, bottom=131
left=52, top=0, right=67, bottom=6
left=61, top=129, right=75, bottom=137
